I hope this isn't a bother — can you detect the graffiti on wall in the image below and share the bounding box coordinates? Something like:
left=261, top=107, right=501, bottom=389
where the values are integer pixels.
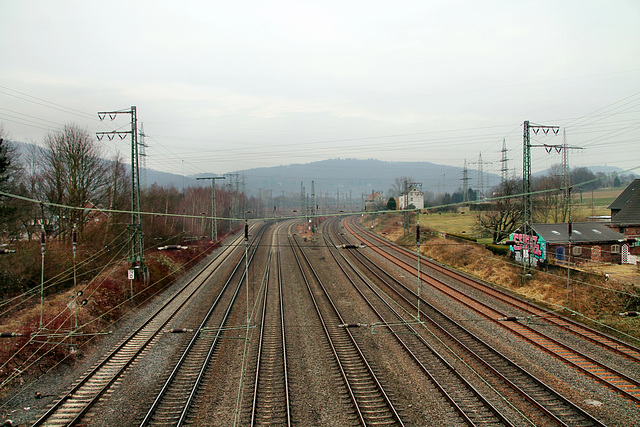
left=510, top=232, right=547, bottom=261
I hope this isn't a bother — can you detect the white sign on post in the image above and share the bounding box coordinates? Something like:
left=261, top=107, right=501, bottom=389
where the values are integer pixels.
left=128, top=269, right=135, bottom=280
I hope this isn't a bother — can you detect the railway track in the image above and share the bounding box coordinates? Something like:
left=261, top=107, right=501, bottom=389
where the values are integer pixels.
left=325, top=219, right=516, bottom=426
left=332, top=217, right=606, bottom=426
left=139, top=224, right=268, bottom=426
left=243, top=221, right=292, bottom=426
left=348, top=217, right=640, bottom=364
left=347, top=216, right=640, bottom=402
left=30, top=229, right=250, bottom=426
left=289, top=231, right=405, bottom=426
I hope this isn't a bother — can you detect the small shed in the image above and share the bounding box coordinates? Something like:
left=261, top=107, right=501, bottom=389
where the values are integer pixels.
left=510, top=222, right=627, bottom=267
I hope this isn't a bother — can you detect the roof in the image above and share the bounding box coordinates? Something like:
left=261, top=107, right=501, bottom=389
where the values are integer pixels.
left=532, top=222, right=626, bottom=244
left=609, top=179, right=640, bottom=225
left=365, top=192, right=382, bottom=201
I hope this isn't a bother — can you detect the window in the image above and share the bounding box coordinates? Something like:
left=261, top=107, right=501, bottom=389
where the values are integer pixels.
left=572, top=246, right=582, bottom=256
left=611, top=244, right=621, bottom=254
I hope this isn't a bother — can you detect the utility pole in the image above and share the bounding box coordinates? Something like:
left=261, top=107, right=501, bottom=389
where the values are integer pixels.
left=311, top=181, right=316, bottom=232
left=226, top=173, right=240, bottom=221
left=560, top=130, right=584, bottom=221
left=403, top=180, right=421, bottom=236
left=196, top=176, right=225, bottom=242
left=97, top=106, right=147, bottom=281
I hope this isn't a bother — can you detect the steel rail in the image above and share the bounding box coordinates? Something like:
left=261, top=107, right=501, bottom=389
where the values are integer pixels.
left=139, top=223, right=268, bottom=427
left=289, top=233, right=405, bottom=427
left=325, top=218, right=514, bottom=426
left=346, top=217, right=640, bottom=405
left=249, top=221, right=292, bottom=426
left=350, top=216, right=640, bottom=362
left=340, top=218, right=606, bottom=426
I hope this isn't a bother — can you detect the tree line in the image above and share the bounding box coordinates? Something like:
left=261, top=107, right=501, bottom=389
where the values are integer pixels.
left=0, top=123, right=244, bottom=295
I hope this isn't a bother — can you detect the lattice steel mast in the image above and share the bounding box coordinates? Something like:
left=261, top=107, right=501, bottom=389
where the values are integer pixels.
left=97, top=106, right=146, bottom=280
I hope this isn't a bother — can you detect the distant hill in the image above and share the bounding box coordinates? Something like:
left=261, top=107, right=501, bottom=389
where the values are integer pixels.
left=12, top=140, right=201, bottom=189
left=11, top=140, right=629, bottom=198
left=193, top=158, right=499, bottom=198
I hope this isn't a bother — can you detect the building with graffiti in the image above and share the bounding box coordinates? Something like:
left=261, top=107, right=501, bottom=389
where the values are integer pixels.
left=510, top=223, right=628, bottom=268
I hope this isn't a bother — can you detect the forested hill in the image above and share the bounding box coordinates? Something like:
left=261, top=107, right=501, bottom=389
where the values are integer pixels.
left=200, top=158, right=493, bottom=197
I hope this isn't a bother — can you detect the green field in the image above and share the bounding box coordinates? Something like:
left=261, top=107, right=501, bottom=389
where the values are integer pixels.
left=417, top=186, right=624, bottom=238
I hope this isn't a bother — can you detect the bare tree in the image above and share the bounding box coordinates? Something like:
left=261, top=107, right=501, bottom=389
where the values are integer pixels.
left=477, top=178, right=523, bottom=244
left=389, top=176, right=415, bottom=197
left=0, top=126, right=27, bottom=240
left=533, top=164, right=567, bottom=223
left=40, top=124, right=108, bottom=236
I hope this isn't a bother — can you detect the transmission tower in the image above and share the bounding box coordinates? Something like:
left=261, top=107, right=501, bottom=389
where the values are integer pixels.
left=470, top=152, right=492, bottom=200
left=139, top=122, right=148, bottom=190
left=461, top=159, right=470, bottom=203
left=97, top=106, right=146, bottom=281
left=522, top=120, right=560, bottom=273
left=500, top=138, right=509, bottom=183
left=195, top=176, right=225, bottom=241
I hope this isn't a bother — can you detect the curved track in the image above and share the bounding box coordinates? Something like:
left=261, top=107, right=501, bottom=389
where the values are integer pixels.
left=345, top=216, right=640, bottom=406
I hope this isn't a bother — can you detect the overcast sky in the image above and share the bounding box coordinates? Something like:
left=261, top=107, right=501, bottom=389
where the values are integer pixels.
left=1, top=0, right=639, bottom=179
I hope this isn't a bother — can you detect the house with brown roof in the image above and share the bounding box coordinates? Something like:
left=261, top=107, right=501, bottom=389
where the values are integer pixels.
left=364, top=191, right=386, bottom=211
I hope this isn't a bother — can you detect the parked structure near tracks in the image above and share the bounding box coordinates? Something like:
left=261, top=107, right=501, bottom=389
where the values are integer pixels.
left=510, top=222, right=627, bottom=268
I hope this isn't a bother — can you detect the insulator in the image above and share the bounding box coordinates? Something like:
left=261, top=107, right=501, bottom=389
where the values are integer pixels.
left=498, top=316, right=518, bottom=321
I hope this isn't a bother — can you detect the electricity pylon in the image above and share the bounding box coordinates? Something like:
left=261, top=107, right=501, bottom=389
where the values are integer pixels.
left=97, top=106, right=147, bottom=281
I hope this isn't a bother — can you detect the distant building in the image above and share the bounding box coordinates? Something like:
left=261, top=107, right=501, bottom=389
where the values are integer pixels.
left=398, top=186, right=424, bottom=210
left=607, top=178, right=640, bottom=260
left=364, top=191, right=386, bottom=211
